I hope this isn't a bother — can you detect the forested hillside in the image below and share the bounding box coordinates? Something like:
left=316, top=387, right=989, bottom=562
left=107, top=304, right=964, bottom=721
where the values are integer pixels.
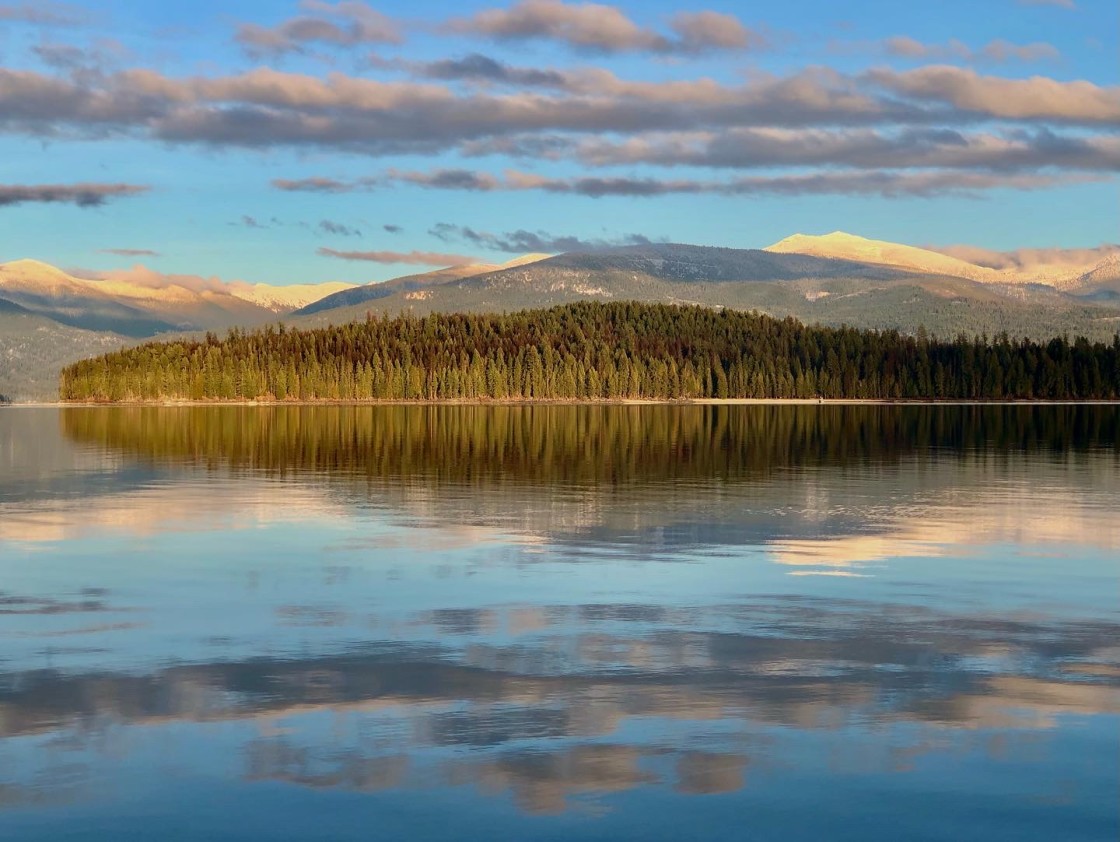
left=60, top=302, right=1120, bottom=402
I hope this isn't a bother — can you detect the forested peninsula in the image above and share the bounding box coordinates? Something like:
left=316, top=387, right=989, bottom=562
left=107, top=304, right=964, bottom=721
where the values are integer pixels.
left=59, top=302, right=1120, bottom=403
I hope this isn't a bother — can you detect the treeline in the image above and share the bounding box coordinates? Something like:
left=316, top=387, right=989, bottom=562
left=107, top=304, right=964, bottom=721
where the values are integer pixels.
left=59, top=302, right=1120, bottom=402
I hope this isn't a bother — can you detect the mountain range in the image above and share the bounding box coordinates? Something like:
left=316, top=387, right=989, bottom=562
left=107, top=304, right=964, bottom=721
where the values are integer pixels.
left=2, top=232, right=1118, bottom=400
left=0, top=259, right=357, bottom=335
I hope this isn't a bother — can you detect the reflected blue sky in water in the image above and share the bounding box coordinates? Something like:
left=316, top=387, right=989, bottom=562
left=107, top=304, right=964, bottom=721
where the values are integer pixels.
left=0, top=406, right=1116, bottom=840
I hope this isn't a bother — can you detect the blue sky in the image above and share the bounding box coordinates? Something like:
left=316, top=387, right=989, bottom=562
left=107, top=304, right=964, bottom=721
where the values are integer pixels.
left=0, top=0, right=1116, bottom=284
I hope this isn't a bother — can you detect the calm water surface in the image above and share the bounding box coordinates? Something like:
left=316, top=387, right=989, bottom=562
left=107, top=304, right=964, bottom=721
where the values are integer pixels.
left=0, top=405, right=1117, bottom=841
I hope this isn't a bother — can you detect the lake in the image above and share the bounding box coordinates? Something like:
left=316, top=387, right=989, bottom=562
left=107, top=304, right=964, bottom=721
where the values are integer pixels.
left=0, top=405, right=1117, bottom=841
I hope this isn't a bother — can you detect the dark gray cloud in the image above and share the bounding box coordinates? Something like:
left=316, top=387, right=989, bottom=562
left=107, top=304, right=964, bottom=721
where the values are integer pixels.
left=273, top=170, right=500, bottom=193
left=459, top=135, right=575, bottom=159
left=383, top=224, right=403, bottom=234
left=231, top=214, right=272, bottom=229
left=0, top=68, right=168, bottom=134
left=0, top=58, right=1114, bottom=206
left=391, top=168, right=500, bottom=191
left=274, top=161, right=1099, bottom=200
left=235, top=1, right=401, bottom=57
left=317, top=247, right=477, bottom=265
left=317, top=219, right=362, bottom=237
left=0, top=182, right=149, bottom=207
left=383, top=167, right=1091, bottom=198
left=417, top=54, right=569, bottom=87
left=430, top=223, right=655, bottom=253
left=551, top=127, right=1120, bottom=173
left=271, top=177, right=362, bottom=193
left=99, top=248, right=160, bottom=257
left=32, top=39, right=131, bottom=73
left=0, top=65, right=1116, bottom=163
left=445, top=2, right=765, bottom=55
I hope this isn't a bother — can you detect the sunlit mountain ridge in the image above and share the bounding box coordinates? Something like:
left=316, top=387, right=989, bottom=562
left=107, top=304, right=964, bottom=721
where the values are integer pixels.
left=765, top=231, right=1119, bottom=287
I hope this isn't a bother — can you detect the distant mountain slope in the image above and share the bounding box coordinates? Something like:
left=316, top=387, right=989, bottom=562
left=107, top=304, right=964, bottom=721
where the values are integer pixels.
left=234, top=282, right=357, bottom=312
left=926, top=243, right=1120, bottom=287
left=296, top=265, right=492, bottom=316
left=767, top=231, right=1118, bottom=287
left=0, top=259, right=90, bottom=297
left=0, top=259, right=178, bottom=336
left=765, top=232, right=1001, bottom=282
left=455, top=243, right=918, bottom=289
left=294, top=243, right=1120, bottom=344
left=296, top=244, right=924, bottom=323
left=1072, top=257, right=1120, bottom=300
left=297, top=254, right=550, bottom=317
left=0, top=296, right=32, bottom=315
left=0, top=308, right=130, bottom=401
left=291, top=245, right=914, bottom=328
left=0, top=258, right=353, bottom=400
left=82, top=279, right=281, bottom=332
left=0, top=259, right=356, bottom=333
left=64, top=266, right=300, bottom=331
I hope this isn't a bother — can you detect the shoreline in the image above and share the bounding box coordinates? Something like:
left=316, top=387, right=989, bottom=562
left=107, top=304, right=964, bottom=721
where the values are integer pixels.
left=7, top=398, right=1120, bottom=408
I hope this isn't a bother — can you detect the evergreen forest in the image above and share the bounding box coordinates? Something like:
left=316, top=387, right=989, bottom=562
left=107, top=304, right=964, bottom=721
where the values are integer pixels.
left=59, top=302, right=1120, bottom=402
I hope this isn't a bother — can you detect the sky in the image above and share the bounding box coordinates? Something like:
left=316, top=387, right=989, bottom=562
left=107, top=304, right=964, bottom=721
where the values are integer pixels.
left=0, top=0, right=1116, bottom=285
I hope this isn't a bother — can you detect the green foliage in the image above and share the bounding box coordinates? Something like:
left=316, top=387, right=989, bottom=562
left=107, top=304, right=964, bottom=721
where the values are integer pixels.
left=59, top=302, right=1120, bottom=402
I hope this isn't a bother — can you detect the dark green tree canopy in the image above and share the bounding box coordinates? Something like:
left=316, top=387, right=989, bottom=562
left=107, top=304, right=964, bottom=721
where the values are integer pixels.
left=60, top=302, right=1120, bottom=403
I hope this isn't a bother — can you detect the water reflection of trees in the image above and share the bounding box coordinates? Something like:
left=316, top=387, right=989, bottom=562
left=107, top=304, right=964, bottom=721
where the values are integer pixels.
left=61, top=404, right=1119, bottom=485
left=47, top=403, right=1119, bottom=559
